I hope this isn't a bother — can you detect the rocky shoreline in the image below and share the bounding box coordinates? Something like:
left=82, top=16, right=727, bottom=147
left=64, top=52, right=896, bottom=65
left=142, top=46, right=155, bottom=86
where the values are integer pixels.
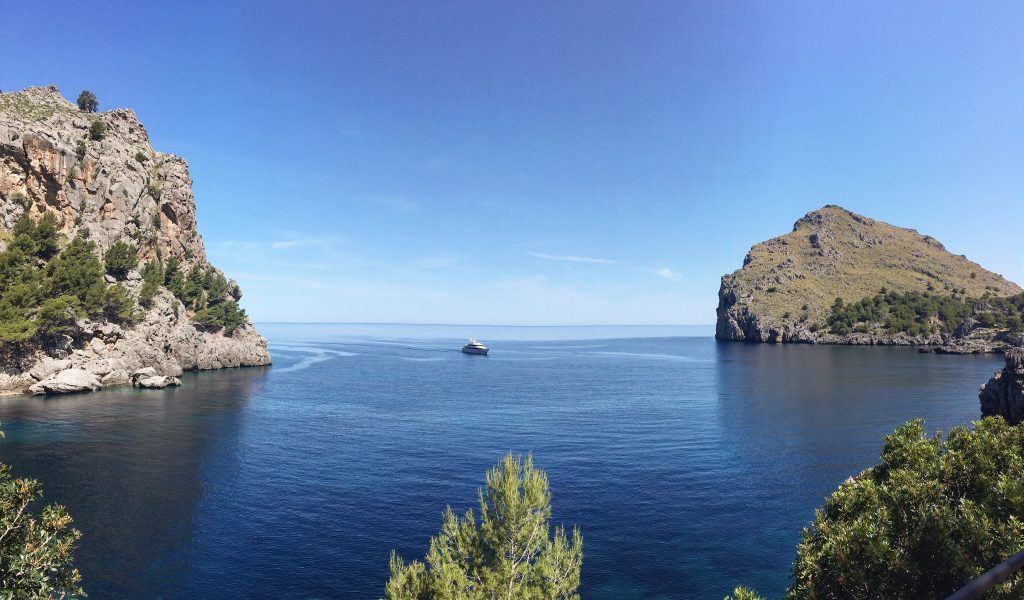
left=1, top=285, right=270, bottom=396
left=716, top=295, right=1021, bottom=354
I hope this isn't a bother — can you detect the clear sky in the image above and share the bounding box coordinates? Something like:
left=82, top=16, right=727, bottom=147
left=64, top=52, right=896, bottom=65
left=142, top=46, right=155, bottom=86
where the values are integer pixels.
left=2, top=1, right=1022, bottom=324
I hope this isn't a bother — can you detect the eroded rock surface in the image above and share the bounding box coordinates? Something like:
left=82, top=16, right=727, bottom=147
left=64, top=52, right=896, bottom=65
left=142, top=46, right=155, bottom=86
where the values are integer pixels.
left=0, top=86, right=271, bottom=394
left=980, top=348, right=1024, bottom=424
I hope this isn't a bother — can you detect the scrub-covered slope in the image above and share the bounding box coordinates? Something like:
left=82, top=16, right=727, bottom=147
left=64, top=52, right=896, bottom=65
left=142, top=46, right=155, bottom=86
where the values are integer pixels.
left=716, top=205, right=1021, bottom=351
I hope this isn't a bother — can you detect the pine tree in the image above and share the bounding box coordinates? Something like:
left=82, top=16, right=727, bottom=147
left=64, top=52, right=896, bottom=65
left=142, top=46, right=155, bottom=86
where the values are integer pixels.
left=386, top=453, right=582, bottom=600
left=76, top=90, right=98, bottom=112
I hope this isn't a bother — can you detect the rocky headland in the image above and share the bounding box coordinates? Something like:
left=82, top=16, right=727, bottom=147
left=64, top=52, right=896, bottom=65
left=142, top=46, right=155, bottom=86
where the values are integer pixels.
left=716, top=205, right=1022, bottom=352
left=0, top=85, right=270, bottom=394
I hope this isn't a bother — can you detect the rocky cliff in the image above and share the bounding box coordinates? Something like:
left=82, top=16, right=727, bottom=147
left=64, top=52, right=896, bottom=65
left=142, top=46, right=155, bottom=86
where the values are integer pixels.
left=0, top=85, right=270, bottom=394
left=716, top=205, right=1021, bottom=350
left=980, top=348, right=1024, bottom=424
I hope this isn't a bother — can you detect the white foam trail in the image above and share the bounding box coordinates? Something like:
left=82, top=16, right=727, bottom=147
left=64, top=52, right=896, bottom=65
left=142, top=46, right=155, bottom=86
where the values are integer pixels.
left=272, top=346, right=357, bottom=373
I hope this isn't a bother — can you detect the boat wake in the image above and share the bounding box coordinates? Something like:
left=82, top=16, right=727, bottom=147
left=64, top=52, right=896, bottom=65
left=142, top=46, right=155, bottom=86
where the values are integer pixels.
left=271, top=345, right=358, bottom=373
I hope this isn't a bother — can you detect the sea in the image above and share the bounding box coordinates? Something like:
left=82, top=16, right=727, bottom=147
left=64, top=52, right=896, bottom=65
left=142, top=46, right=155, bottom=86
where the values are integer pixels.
left=0, top=323, right=1001, bottom=598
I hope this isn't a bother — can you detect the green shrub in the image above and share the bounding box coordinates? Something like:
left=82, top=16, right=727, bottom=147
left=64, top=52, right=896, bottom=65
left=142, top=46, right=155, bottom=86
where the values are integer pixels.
left=36, top=295, right=82, bottom=338
left=146, top=180, right=162, bottom=200
left=75, top=140, right=86, bottom=161
left=138, top=260, right=163, bottom=308
left=0, top=303, right=36, bottom=345
left=134, top=150, right=147, bottom=163
left=103, top=240, right=138, bottom=279
left=88, top=120, right=105, bottom=141
left=102, top=284, right=136, bottom=323
left=46, top=236, right=106, bottom=315
left=32, top=212, right=61, bottom=260
left=789, top=418, right=1024, bottom=599
left=193, top=300, right=247, bottom=334
left=76, top=90, right=98, bottom=112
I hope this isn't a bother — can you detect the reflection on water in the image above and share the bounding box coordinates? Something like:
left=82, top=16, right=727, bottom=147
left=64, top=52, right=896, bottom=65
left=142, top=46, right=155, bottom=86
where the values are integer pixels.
left=0, top=326, right=1003, bottom=598
left=0, top=367, right=269, bottom=598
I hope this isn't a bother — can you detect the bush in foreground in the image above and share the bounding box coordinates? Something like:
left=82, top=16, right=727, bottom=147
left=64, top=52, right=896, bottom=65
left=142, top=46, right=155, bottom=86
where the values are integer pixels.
left=735, top=417, right=1024, bottom=599
left=386, top=453, right=582, bottom=600
left=0, top=462, right=83, bottom=597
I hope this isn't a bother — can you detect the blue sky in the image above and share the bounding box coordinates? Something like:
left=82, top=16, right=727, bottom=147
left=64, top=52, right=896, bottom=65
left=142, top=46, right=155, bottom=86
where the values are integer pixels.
left=2, top=1, right=1022, bottom=324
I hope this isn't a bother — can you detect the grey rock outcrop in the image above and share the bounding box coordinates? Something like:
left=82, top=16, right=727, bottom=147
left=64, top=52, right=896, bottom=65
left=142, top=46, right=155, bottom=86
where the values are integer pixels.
left=0, top=86, right=205, bottom=261
left=0, top=86, right=271, bottom=395
left=136, top=375, right=181, bottom=389
left=28, top=368, right=101, bottom=395
left=980, top=348, right=1024, bottom=424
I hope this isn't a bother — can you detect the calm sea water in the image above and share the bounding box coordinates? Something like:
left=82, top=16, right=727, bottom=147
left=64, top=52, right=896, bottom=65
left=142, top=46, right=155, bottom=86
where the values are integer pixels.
left=0, top=324, right=1002, bottom=599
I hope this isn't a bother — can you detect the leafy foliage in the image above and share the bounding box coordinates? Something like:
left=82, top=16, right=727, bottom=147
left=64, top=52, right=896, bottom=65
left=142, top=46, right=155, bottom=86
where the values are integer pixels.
left=103, top=240, right=138, bottom=279
left=76, top=90, right=98, bottom=113
left=168, top=264, right=246, bottom=334
left=36, top=295, right=82, bottom=339
left=386, top=452, right=583, bottom=600
left=0, top=303, right=36, bottom=345
left=826, top=289, right=1024, bottom=336
left=193, top=301, right=246, bottom=334
left=88, top=121, right=105, bottom=141
left=0, top=462, right=83, bottom=598
left=102, top=284, right=136, bottom=323
left=0, top=213, right=147, bottom=346
left=46, top=236, right=106, bottom=315
left=724, top=587, right=766, bottom=600
left=788, top=418, right=1024, bottom=599
left=138, top=260, right=163, bottom=308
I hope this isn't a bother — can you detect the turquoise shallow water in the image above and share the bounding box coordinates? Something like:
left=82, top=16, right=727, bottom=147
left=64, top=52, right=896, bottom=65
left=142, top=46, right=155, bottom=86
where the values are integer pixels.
left=0, top=324, right=1002, bottom=598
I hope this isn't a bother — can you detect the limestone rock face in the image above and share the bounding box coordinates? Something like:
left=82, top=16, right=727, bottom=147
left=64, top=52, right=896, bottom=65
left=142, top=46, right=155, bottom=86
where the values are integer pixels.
left=0, top=86, right=271, bottom=394
left=716, top=205, right=1021, bottom=348
left=980, top=348, right=1024, bottom=424
left=28, top=368, right=101, bottom=395
left=0, top=86, right=204, bottom=262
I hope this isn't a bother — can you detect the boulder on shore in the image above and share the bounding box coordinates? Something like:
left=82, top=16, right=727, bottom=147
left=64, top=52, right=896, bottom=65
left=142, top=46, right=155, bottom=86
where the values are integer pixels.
left=135, top=375, right=182, bottom=389
left=28, top=369, right=102, bottom=396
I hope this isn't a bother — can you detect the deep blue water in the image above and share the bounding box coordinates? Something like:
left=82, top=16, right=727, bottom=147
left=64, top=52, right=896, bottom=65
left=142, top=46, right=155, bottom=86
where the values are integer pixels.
left=0, top=324, right=1003, bottom=599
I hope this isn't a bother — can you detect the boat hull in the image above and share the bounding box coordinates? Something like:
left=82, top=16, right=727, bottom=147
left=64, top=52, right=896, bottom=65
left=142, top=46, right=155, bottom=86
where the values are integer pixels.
left=461, top=347, right=489, bottom=355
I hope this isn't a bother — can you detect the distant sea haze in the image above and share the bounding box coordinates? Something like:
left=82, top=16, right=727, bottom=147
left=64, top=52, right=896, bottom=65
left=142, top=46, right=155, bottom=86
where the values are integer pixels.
left=250, top=322, right=716, bottom=341
left=0, top=324, right=998, bottom=598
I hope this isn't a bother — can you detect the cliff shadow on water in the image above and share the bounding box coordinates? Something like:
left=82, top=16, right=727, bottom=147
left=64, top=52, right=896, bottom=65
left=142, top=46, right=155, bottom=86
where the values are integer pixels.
left=0, top=366, right=270, bottom=598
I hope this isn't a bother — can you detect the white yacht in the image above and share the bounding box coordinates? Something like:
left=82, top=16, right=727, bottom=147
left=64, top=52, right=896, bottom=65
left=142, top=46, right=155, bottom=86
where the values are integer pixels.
left=461, top=339, right=489, bottom=355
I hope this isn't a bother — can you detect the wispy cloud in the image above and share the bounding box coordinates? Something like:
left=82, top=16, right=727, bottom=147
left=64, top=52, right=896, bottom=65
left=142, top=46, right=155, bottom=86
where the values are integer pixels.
left=527, top=251, right=619, bottom=265
left=647, top=267, right=683, bottom=282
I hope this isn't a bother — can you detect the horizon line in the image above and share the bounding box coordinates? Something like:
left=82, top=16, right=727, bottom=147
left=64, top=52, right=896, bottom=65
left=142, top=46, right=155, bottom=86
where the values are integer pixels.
left=253, top=321, right=716, bottom=328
